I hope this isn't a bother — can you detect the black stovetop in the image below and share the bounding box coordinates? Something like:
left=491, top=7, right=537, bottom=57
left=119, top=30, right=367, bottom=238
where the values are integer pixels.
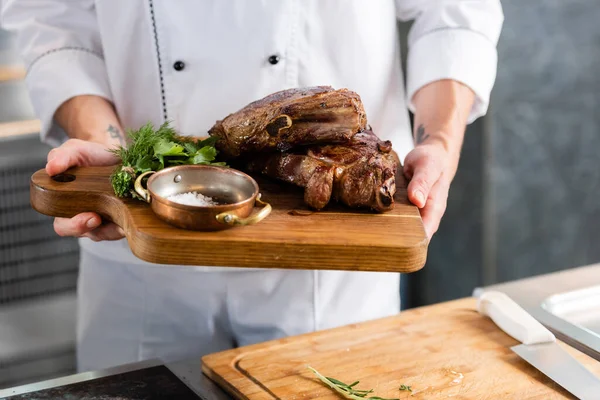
left=4, top=365, right=201, bottom=400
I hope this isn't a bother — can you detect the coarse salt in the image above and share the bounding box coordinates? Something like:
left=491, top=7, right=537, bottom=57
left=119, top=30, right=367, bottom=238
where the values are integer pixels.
left=167, top=191, right=218, bottom=207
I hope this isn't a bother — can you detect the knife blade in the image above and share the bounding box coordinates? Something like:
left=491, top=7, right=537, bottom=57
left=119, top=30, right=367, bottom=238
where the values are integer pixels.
left=477, top=291, right=600, bottom=400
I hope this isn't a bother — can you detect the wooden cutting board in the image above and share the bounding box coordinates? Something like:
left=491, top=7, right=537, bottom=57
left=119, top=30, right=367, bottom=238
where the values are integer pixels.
left=30, top=166, right=427, bottom=271
left=202, top=298, right=600, bottom=399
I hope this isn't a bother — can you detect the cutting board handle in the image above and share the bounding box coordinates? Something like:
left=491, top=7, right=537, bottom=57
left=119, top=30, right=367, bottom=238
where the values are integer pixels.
left=30, top=166, right=129, bottom=227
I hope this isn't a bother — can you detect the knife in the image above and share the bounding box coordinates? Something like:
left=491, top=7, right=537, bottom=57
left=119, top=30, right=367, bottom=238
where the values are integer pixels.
left=477, top=291, right=600, bottom=400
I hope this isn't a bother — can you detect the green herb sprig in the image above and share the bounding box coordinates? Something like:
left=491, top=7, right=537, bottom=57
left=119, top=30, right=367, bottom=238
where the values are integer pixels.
left=109, top=121, right=226, bottom=198
left=398, top=385, right=411, bottom=392
left=308, top=367, right=401, bottom=400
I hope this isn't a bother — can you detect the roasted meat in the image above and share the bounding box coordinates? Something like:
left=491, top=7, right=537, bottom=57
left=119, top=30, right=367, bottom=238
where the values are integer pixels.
left=246, top=129, right=397, bottom=212
left=208, top=86, right=367, bottom=158
left=209, top=86, right=398, bottom=212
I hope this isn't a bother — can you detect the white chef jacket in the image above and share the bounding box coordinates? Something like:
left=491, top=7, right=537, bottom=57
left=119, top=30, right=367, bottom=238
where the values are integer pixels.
left=2, top=0, right=503, bottom=267
left=1, top=1, right=503, bottom=371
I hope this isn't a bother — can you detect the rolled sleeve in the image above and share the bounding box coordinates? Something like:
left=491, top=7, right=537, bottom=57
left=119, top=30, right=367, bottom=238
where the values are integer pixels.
left=406, top=28, right=498, bottom=124
left=26, top=48, right=113, bottom=147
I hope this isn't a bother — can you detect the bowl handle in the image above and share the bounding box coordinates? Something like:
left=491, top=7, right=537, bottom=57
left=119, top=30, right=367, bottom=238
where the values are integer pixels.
left=216, top=193, right=272, bottom=226
left=134, top=171, right=156, bottom=203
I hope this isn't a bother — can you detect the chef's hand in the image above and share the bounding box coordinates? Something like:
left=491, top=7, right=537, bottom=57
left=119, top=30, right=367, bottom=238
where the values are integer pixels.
left=47, top=95, right=127, bottom=241
left=404, top=142, right=454, bottom=239
left=407, top=79, right=475, bottom=239
left=46, top=139, right=125, bottom=241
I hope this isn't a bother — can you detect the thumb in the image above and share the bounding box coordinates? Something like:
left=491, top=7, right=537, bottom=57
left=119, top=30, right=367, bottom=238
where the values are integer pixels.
left=404, top=152, right=442, bottom=208
left=46, top=139, right=118, bottom=176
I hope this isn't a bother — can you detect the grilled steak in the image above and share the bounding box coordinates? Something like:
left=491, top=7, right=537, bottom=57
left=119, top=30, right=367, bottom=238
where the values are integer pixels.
left=246, top=129, right=397, bottom=212
left=208, top=86, right=367, bottom=158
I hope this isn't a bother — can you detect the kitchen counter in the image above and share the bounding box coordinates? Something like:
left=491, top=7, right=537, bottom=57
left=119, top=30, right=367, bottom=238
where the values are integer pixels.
left=1, top=264, right=599, bottom=399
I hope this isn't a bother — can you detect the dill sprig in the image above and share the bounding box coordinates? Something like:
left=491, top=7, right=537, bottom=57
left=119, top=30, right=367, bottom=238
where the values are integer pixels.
left=308, top=366, right=400, bottom=400
left=110, top=122, right=177, bottom=167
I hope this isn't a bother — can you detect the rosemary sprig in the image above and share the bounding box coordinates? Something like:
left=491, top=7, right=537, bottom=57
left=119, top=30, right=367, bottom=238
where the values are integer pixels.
left=308, top=367, right=399, bottom=400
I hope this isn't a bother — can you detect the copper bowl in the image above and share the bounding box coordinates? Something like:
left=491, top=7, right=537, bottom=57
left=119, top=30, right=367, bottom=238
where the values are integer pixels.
left=133, top=165, right=271, bottom=231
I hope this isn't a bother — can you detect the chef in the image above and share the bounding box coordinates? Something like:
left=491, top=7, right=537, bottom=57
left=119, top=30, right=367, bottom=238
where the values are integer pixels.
left=1, top=1, right=503, bottom=372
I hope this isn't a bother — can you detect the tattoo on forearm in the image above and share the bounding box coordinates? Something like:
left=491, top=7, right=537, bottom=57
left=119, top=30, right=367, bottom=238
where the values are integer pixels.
left=415, top=124, right=430, bottom=145
left=107, top=124, right=124, bottom=145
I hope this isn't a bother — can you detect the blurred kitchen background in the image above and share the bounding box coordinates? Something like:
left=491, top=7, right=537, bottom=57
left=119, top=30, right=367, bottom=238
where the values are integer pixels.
left=1, top=1, right=599, bottom=390
left=0, top=20, right=79, bottom=389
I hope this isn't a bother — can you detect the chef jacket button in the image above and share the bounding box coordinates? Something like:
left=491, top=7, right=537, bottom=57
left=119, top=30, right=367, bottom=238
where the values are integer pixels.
left=173, top=60, right=185, bottom=71
left=268, top=55, right=280, bottom=65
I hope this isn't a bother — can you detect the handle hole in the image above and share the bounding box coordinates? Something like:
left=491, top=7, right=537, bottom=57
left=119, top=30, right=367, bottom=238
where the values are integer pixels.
left=51, top=173, right=76, bottom=183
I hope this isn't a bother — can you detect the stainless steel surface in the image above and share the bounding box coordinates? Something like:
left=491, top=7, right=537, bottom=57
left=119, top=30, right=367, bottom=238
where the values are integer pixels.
left=512, top=342, right=600, bottom=400
left=543, top=285, right=600, bottom=338
left=0, top=357, right=232, bottom=399
left=476, top=263, right=600, bottom=361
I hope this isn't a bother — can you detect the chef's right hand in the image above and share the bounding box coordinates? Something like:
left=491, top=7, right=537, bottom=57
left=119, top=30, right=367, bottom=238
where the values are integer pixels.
left=46, top=139, right=126, bottom=241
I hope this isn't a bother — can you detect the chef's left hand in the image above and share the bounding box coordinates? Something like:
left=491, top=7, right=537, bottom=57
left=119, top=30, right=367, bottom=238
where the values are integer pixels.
left=405, top=79, right=475, bottom=239
left=403, top=141, right=456, bottom=239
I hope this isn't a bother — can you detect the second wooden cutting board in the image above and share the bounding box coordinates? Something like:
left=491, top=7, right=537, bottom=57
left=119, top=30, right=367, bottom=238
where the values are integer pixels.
left=202, top=298, right=600, bottom=399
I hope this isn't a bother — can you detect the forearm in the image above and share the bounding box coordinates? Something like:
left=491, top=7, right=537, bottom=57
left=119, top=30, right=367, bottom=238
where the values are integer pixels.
left=54, top=95, right=125, bottom=148
left=411, top=79, right=476, bottom=181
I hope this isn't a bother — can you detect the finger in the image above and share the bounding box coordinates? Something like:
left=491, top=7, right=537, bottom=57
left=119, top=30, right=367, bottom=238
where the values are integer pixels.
left=46, top=139, right=118, bottom=176
left=420, top=179, right=450, bottom=239
left=53, top=212, right=102, bottom=237
left=82, top=223, right=126, bottom=241
left=402, top=155, right=415, bottom=180
left=47, top=148, right=58, bottom=162
left=402, top=148, right=427, bottom=180
left=46, top=140, right=85, bottom=176
left=405, top=155, right=442, bottom=208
